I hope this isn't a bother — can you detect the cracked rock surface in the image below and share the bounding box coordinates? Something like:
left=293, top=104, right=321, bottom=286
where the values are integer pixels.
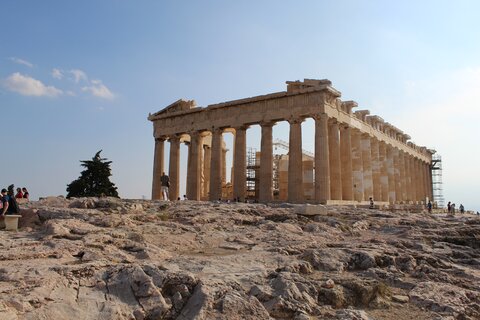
left=0, top=197, right=479, bottom=319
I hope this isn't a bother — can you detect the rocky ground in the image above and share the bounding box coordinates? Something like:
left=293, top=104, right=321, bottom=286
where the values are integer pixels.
left=0, top=197, right=479, bottom=320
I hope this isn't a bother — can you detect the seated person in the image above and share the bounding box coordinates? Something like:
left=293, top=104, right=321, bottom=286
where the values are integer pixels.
left=15, top=187, right=23, bottom=199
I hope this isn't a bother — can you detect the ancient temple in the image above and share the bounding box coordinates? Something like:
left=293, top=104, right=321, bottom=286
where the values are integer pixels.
left=148, top=79, right=433, bottom=204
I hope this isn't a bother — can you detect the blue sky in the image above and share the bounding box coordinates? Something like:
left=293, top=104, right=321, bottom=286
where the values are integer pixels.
left=1, top=1, right=479, bottom=211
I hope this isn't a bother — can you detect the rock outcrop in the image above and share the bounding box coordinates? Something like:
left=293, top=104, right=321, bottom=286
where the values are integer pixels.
left=0, top=197, right=479, bottom=319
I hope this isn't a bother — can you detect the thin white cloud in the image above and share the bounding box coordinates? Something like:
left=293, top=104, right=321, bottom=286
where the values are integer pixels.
left=51, top=68, right=63, bottom=79
left=3, top=72, right=62, bottom=97
left=9, top=57, right=33, bottom=68
left=70, top=69, right=88, bottom=83
left=82, top=79, right=114, bottom=100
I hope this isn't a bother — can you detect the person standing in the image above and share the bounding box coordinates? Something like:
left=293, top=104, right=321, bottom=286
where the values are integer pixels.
left=160, top=172, right=170, bottom=201
left=1, top=189, right=10, bottom=217
left=427, top=200, right=432, bottom=213
left=447, top=201, right=451, bottom=213
left=459, top=204, right=465, bottom=214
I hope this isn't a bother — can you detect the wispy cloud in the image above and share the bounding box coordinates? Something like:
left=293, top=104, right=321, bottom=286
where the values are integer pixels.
left=51, top=68, right=63, bottom=79
left=70, top=69, right=88, bottom=83
left=9, top=57, right=33, bottom=68
left=82, top=79, right=114, bottom=100
left=3, top=72, right=62, bottom=97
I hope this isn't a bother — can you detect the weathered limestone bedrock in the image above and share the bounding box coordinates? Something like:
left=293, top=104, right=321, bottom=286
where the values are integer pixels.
left=1, top=197, right=479, bottom=319
left=149, top=79, right=434, bottom=205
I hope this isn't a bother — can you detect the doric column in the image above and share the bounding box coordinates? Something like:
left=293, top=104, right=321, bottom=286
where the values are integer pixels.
left=259, top=122, right=274, bottom=202
left=233, top=125, right=248, bottom=201
left=221, top=145, right=227, bottom=185
left=289, top=117, right=304, bottom=203
left=202, top=145, right=211, bottom=198
left=151, top=137, right=165, bottom=200
left=379, top=142, right=389, bottom=202
left=186, top=132, right=202, bottom=200
left=409, top=157, right=417, bottom=202
left=371, top=138, right=381, bottom=202
left=404, top=153, right=412, bottom=202
left=420, top=160, right=427, bottom=203
left=415, top=159, right=423, bottom=202
left=361, top=133, right=373, bottom=200
left=427, top=162, right=433, bottom=201
left=351, top=129, right=364, bottom=202
left=398, top=151, right=406, bottom=202
left=209, top=128, right=223, bottom=201
left=393, top=148, right=402, bottom=203
left=386, top=145, right=396, bottom=203
left=340, top=125, right=353, bottom=200
left=328, top=120, right=342, bottom=200
left=168, top=135, right=181, bottom=201
left=314, top=114, right=329, bottom=203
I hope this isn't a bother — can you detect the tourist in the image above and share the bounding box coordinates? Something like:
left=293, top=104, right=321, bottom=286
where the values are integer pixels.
left=1, top=189, right=9, bottom=216
left=447, top=201, right=451, bottom=213
left=427, top=200, right=432, bottom=213
left=183, top=194, right=188, bottom=200
left=15, top=187, right=23, bottom=199
left=369, top=197, right=374, bottom=209
left=22, top=187, right=29, bottom=200
left=160, top=172, right=170, bottom=201
left=451, top=203, right=456, bottom=214
left=459, top=204, right=465, bottom=214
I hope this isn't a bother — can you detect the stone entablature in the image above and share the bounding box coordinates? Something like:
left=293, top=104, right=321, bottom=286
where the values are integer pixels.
left=149, top=79, right=434, bottom=204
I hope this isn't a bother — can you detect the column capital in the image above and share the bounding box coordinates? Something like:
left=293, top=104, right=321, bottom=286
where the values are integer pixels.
left=259, top=120, right=276, bottom=127
left=168, top=134, right=181, bottom=143
left=233, top=124, right=250, bottom=131
left=288, top=116, right=305, bottom=124
left=155, top=136, right=167, bottom=142
left=312, top=113, right=328, bottom=122
left=211, top=127, right=224, bottom=135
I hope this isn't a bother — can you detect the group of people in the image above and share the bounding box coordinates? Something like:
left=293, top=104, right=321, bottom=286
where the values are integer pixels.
left=0, top=185, right=29, bottom=217
left=447, top=201, right=465, bottom=214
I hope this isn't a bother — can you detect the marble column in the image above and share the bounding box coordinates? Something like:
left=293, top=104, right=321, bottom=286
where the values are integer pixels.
left=289, top=117, right=304, bottom=203
left=351, top=129, right=364, bottom=202
left=415, top=159, right=423, bottom=202
left=151, top=137, right=165, bottom=200
left=386, top=146, right=396, bottom=203
left=203, top=145, right=211, bottom=199
left=186, top=132, right=202, bottom=200
left=259, top=122, right=274, bottom=202
left=379, top=142, right=389, bottom=202
left=314, top=114, right=329, bottom=203
left=221, top=147, right=227, bottom=185
left=398, top=151, right=406, bottom=202
left=404, top=154, right=412, bottom=202
left=361, top=134, right=373, bottom=200
left=340, top=126, right=354, bottom=201
left=420, top=160, right=427, bottom=203
left=168, top=135, right=181, bottom=201
left=393, top=148, right=401, bottom=203
left=328, top=120, right=342, bottom=200
left=371, top=138, right=381, bottom=202
left=233, top=125, right=247, bottom=201
left=409, top=157, right=417, bottom=202
left=209, top=128, right=223, bottom=201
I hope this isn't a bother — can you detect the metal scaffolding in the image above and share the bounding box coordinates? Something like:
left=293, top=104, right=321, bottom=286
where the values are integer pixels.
left=246, top=147, right=259, bottom=199
left=431, top=153, right=444, bottom=208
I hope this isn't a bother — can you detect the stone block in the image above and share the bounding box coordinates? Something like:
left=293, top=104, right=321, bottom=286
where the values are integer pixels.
left=296, top=204, right=327, bottom=216
left=4, top=215, right=22, bottom=231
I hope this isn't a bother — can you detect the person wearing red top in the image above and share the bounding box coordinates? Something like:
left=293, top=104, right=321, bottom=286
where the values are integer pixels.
left=22, top=187, right=29, bottom=200
left=15, top=188, right=23, bottom=199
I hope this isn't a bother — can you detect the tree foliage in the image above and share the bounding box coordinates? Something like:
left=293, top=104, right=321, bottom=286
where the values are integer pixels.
left=66, top=150, right=119, bottom=198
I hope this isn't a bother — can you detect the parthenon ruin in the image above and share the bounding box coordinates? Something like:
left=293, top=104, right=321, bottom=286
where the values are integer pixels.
left=149, top=79, right=433, bottom=205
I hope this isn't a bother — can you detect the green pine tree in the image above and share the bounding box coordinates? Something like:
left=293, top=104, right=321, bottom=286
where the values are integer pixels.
left=66, top=150, right=119, bottom=198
